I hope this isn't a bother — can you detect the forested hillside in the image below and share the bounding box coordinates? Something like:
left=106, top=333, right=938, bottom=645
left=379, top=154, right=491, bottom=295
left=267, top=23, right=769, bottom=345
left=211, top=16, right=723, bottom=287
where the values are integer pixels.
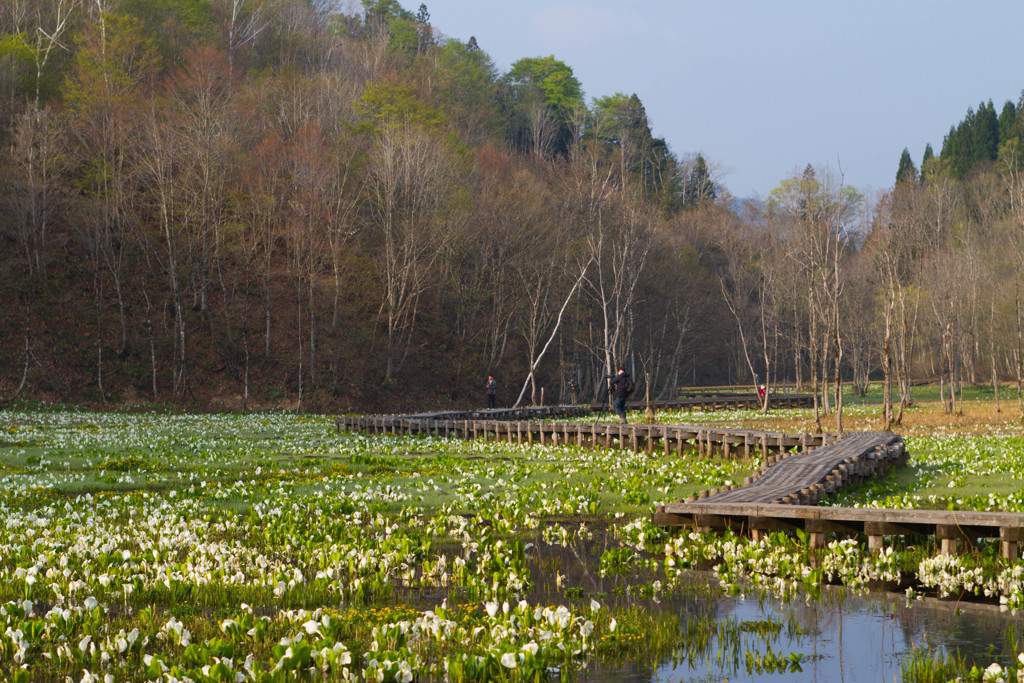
left=0, top=0, right=730, bottom=411
left=2, top=0, right=1024, bottom=421
left=897, top=97, right=1024, bottom=183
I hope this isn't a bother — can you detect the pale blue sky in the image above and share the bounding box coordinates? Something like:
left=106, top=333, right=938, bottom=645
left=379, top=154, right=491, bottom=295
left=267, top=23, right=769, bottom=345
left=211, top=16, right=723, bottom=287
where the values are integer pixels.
left=418, top=0, right=1024, bottom=198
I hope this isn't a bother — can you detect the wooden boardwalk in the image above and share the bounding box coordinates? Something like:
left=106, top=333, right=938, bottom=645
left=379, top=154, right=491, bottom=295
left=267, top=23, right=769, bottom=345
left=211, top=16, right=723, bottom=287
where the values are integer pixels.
left=608, top=393, right=814, bottom=414
left=345, top=414, right=929, bottom=551
left=337, top=413, right=841, bottom=459
left=400, top=406, right=591, bottom=421
left=653, top=501, right=1024, bottom=560
left=336, top=405, right=1024, bottom=559
left=688, top=431, right=905, bottom=505
left=336, top=393, right=814, bottom=432
left=653, top=431, right=1024, bottom=559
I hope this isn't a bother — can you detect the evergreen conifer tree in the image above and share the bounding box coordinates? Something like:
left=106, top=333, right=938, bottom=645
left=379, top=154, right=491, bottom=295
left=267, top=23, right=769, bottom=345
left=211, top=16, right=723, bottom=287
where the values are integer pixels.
left=920, top=143, right=935, bottom=182
left=683, top=154, right=715, bottom=209
left=999, top=100, right=1016, bottom=145
left=972, top=100, right=999, bottom=163
left=896, top=148, right=917, bottom=185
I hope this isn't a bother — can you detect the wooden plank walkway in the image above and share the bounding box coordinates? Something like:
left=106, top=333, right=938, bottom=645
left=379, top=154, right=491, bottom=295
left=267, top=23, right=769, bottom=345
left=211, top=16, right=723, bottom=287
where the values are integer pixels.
left=604, top=393, right=814, bottom=414
left=337, top=413, right=840, bottom=459
left=337, top=406, right=1024, bottom=559
left=339, top=403, right=1024, bottom=560
left=653, top=501, right=1024, bottom=560
left=334, top=393, right=813, bottom=431
left=688, top=431, right=904, bottom=505
left=400, top=406, right=592, bottom=421
left=653, top=431, right=1024, bottom=560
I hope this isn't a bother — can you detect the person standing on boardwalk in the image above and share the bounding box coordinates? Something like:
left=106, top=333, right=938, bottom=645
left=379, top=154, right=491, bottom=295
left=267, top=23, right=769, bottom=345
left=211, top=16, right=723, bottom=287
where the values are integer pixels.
left=485, top=375, right=497, bottom=409
left=608, top=367, right=634, bottom=424
left=568, top=375, right=580, bottom=404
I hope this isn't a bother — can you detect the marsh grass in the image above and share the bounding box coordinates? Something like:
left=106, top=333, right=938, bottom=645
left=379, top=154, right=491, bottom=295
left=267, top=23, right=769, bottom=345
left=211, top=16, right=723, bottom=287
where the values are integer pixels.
left=900, top=644, right=970, bottom=683
left=3, top=401, right=1024, bottom=681
left=1, top=409, right=724, bottom=680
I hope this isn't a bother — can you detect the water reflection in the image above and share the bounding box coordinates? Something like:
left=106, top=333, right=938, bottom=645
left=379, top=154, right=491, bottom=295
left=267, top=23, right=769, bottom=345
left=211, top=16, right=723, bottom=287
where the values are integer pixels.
left=522, top=527, right=1024, bottom=682
left=580, top=584, right=1024, bottom=682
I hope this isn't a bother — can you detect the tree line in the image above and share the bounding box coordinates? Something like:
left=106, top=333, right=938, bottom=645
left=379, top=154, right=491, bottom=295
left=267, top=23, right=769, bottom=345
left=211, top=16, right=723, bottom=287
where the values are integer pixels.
left=2, top=0, right=1024, bottom=424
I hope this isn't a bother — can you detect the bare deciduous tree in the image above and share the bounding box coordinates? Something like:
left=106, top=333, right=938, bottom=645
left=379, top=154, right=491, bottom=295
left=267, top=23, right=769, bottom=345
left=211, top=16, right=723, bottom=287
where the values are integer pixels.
left=366, top=120, right=456, bottom=382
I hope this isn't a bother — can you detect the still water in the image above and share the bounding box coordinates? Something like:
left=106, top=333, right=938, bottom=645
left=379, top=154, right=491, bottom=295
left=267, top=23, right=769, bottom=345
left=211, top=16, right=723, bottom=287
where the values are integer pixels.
left=524, top=530, right=1024, bottom=682
left=580, top=582, right=1023, bottom=682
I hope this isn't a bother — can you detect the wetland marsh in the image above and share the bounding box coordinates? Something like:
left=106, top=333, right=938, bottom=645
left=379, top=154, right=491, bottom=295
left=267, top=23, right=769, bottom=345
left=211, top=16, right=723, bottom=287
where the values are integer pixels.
left=2, top=389, right=1024, bottom=681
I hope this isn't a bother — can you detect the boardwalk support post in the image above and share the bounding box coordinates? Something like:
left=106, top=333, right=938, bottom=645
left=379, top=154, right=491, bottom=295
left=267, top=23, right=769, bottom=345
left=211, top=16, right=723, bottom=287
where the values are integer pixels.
left=867, top=535, right=884, bottom=553
left=1001, top=527, right=1024, bottom=562
left=936, top=524, right=973, bottom=556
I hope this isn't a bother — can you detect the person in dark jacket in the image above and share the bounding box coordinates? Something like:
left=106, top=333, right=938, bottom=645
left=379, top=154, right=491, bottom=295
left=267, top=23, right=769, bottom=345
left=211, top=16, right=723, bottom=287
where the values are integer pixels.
left=608, top=367, right=632, bottom=423
left=485, top=375, right=497, bottom=409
